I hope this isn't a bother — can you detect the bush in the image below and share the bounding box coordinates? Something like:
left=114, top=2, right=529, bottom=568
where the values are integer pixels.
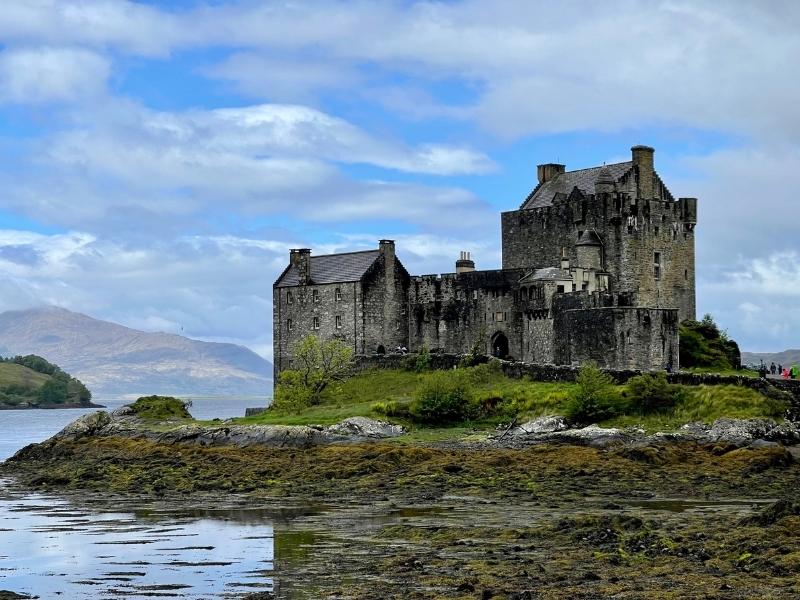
left=564, top=364, right=623, bottom=425
left=411, top=346, right=432, bottom=372
left=129, top=396, right=192, bottom=420
left=625, top=372, right=686, bottom=414
left=409, top=370, right=477, bottom=425
left=467, top=358, right=503, bottom=384
left=371, top=399, right=412, bottom=419
left=271, top=369, right=314, bottom=412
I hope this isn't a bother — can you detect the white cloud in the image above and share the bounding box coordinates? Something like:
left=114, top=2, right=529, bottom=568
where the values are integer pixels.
left=0, top=46, right=109, bottom=103
left=0, top=100, right=495, bottom=234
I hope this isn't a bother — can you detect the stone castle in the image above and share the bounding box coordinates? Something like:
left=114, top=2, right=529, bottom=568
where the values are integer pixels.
left=273, top=146, right=697, bottom=376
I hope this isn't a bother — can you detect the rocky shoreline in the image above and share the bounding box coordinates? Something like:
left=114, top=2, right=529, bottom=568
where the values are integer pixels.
left=0, top=401, right=105, bottom=411
left=3, top=407, right=800, bottom=598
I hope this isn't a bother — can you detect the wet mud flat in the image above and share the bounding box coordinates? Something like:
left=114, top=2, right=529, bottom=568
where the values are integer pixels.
left=3, top=438, right=800, bottom=598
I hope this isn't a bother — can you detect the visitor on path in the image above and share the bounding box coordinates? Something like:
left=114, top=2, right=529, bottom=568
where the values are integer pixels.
left=792, top=365, right=799, bottom=380
left=783, top=368, right=790, bottom=379
left=778, top=364, right=783, bottom=376
left=770, top=362, right=777, bottom=375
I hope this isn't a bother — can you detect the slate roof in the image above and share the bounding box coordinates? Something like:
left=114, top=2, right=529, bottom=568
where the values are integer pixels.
left=522, top=267, right=573, bottom=282
left=275, top=250, right=380, bottom=287
left=521, top=161, right=633, bottom=209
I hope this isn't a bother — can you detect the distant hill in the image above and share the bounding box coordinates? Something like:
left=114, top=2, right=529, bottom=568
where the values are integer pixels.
left=741, top=350, right=800, bottom=368
left=0, top=307, right=272, bottom=397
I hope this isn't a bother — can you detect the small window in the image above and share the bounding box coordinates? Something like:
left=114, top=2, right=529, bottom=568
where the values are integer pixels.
left=335, top=287, right=342, bottom=301
left=654, top=226, right=660, bottom=236
left=495, top=312, right=504, bottom=322
left=654, top=252, right=661, bottom=280
left=557, top=285, right=565, bottom=293
left=335, top=315, right=342, bottom=329
left=312, top=317, right=320, bottom=330
left=395, top=320, right=400, bottom=331
left=287, top=319, right=293, bottom=331
left=312, top=289, right=320, bottom=303
left=473, top=290, right=478, bottom=300
left=287, top=291, right=293, bottom=305
left=684, top=269, right=688, bottom=281
left=581, top=283, right=588, bottom=290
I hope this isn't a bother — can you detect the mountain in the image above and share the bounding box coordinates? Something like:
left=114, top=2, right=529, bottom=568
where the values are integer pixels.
left=741, top=349, right=800, bottom=368
left=0, top=307, right=272, bottom=397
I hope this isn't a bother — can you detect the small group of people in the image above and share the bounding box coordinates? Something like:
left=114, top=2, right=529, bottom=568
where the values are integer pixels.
left=765, top=362, right=798, bottom=379
left=393, top=345, right=409, bottom=355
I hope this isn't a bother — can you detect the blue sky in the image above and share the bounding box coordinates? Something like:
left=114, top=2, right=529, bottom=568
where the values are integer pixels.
left=0, top=0, right=797, bottom=358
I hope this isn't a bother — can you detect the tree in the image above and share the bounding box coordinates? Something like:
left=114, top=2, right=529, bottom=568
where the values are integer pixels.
left=564, top=363, right=623, bottom=425
left=274, top=335, right=354, bottom=410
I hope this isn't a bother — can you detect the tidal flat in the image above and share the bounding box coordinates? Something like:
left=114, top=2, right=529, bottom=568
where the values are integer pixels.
left=3, top=436, right=800, bottom=599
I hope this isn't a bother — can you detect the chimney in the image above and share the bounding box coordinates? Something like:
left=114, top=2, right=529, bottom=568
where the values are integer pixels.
left=537, top=163, right=566, bottom=184
left=378, top=239, right=395, bottom=260
left=456, top=251, right=475, bottom=274
left=631, top=145, right=655, bottom=199
left=560, top=247, right=570, bottom=270
left=289, top=248, right=311, bottom=285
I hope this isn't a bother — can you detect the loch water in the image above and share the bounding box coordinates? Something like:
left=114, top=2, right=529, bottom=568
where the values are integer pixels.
left=0, top=397, right=281, bottom=599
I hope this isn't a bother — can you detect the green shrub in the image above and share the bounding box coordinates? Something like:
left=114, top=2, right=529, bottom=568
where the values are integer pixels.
left=625, top=372, right=686, bottom=414
left=467, top=358, right=502, bottom=384
left=411, top=346, right=432, bottom=372
left=129, top=396, right=192, bottom=420
left=564, top=364, right=623, bottom=425
left=271, top=369, right=314, bottom=413
left=409, top=370, right=477, bottom=424
left=371, top=399, right=412, bottom=419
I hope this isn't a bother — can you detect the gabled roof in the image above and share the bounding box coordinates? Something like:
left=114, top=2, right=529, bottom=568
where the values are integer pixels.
left=576, top=230, right=603, bottom=246
left=521, top=161, right=633, bottom=209
left=275, top=250, right=380, bottom=287
left=520, top=267, right=573, bottom=283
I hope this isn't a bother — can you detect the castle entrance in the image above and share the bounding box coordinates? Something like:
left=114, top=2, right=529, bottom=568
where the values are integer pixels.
left=491, top=332, right=509, bottom=359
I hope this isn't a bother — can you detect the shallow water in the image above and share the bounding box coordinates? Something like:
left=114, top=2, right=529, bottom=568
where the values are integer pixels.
left=0, top=397, right=266, bottom=462
left=0, top=482, right=279, bottom=598
left=0, top=396, right=275, bottom=598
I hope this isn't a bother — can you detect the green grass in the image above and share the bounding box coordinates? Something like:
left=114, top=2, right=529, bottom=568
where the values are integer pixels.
left=0, top=363, right=50, bottom=389
left=237, top=367, right=577, bottom=429
left=686, top=367, right=759, bottom=378
left=603, top=385, right=786, bottom=432
left=129, top=396, right=193, bottom=420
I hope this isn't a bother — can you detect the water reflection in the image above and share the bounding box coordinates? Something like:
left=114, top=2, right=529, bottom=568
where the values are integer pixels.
left=0, top=482, right=278, bottom=599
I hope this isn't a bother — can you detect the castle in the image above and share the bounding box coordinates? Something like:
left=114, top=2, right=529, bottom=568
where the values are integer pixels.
left=273, top=146, right=697, bottom=376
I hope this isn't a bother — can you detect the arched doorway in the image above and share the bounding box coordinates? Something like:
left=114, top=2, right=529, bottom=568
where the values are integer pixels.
left=491, top=332, right=509, bottom=359
left=376, top=345, right=386, bottom=355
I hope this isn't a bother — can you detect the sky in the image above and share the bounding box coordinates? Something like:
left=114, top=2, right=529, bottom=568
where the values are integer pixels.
left=0, top=0, right=797, bottom=359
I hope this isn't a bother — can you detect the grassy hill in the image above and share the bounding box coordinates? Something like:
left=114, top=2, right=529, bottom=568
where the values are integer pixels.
left=0, top=356, right=92, bottom=408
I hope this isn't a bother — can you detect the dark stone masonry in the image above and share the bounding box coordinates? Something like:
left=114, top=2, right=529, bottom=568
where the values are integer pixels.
left=273, top=146, right=696, bottom=377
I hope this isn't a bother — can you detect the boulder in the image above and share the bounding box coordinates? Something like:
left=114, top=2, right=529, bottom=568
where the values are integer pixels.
left=325, top=417, right=405, bottom=438
left=52, top=411, right=110, bottom=440
left=511, top=415, right=570, bottom=436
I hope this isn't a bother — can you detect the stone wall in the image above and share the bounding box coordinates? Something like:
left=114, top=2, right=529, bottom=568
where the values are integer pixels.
left=501, top=188, right=696, bottom=322
left=273, top=281, right=360, bottom=377
left=361, top=244, right=410, bottom=355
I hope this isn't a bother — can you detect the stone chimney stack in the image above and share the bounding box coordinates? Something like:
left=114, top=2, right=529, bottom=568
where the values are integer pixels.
left=378, top=239, right=395, bottom=260
left=537, top=163, right=566, bottom=184
left=455, top=251, right=475, bottom=274
left=289, top=248, right=311, bottom=285
left=631, top=145, right=655, bottom=199
left=560, top=247, right=570, bottom=270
